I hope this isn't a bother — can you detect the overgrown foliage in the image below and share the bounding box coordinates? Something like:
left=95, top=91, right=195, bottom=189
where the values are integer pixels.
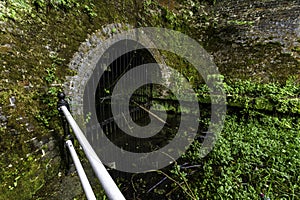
left=115, top=77, right=300, bottom=199
left=169, top=110, right=300, bottom=199
left=196, top=77, right=300, bottom=114
left=1, top=0, right=299, bottom=199
left=0, top=0, right=98, bottom=21
left=0, top=0, right=136, bottom=198
left=178, top=78, right=299, bottom=199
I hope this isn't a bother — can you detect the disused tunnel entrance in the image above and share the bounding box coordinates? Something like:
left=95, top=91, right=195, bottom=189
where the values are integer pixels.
left=83, top=39, right=181, bottom=155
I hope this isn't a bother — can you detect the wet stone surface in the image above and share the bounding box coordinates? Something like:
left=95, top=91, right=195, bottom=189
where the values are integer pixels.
left=186, top=0, right=300, bottom=82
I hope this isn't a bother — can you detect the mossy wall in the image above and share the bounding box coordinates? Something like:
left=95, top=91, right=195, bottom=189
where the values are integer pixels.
left=0, top=1, right=143, bottom=199
left=0, top=0, right=299, bottom=199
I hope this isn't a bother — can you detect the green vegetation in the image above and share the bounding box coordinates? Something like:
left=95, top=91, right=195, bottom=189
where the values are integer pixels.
left=118, top=77, right=300, bottom=199
left=196, top=77, right=300, bottom=114
left=171, top=111, right=300, bottom=199
left=0, top=0, right=139, bottom=199
left=227, top=20, right=255, bottom=26
left=1, top=0, right=299, bottom=199
left=166, top=79, right=299, bottom=199
left=0, top=0, right=98, bottom=21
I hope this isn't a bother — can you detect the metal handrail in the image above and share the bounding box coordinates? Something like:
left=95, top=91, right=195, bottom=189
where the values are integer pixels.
left=65, top=139, right=96, bottom=200
left=58, top=93, right=126, bottom=200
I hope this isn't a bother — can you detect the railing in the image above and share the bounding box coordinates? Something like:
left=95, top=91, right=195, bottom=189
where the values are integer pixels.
left=57, top=93, right=126, bottom=200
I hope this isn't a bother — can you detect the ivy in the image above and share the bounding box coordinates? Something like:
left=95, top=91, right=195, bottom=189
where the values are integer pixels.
left=196, top=76, right=300, bottom=114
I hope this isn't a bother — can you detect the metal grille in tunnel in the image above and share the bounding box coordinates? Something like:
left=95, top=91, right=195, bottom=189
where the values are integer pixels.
left=94, top=39, right=162, bottom=153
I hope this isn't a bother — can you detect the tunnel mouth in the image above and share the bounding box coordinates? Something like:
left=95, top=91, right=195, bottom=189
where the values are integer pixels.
left=66, top=25, right=226, bottom=173
left=82, top=38, right=179, bottom=153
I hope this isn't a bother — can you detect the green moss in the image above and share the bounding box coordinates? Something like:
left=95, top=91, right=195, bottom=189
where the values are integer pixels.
left=227, top=20, right=255, bottom=26
left=1, top=0, right=299, bottom=199
left=0, top=0, right=141, bottom=199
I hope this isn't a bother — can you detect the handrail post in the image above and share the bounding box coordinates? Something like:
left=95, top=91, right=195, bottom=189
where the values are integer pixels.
left=57, top=93, right=73, bottom=172
left=57, top=93, right=71, bottom=137
left=57, top=93, right=96, bottom=200
left=57, top=93, right=126, bottom=200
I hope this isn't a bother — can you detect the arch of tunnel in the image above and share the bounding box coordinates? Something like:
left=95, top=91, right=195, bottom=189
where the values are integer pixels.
left=63, top=24, right=175, bottom=165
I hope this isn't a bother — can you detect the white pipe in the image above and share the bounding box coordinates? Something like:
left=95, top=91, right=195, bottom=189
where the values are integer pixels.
left=65, top=140, right=96, bottom=200
left=60, top=106, right=126, bottom=200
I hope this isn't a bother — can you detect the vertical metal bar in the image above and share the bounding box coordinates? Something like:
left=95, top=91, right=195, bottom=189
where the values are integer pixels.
left=131, top=51, right=135, bottom=121
left=101, top=62, right=105, bottom=124
left=138, top=53, right=141, bottom=103
left=109, top=122, right=113, bottom=135
left=106, top=124, right=109, bottom=135
left=138, top=54, right=141, bottom=119
left=141, top=54, right=144, bottom=118
left=65, top=140, right=96, bottom=200
left=107, top=123, right=110, bottom=136
left=116, top=47, right=120, bottom=139
left=113, top=120, right=116, bottom=134
left=106, top=123, right=110, bottom=135
left=140, top=53, right=143, bottom=119
left=107, top=54, right=110, bottom=97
